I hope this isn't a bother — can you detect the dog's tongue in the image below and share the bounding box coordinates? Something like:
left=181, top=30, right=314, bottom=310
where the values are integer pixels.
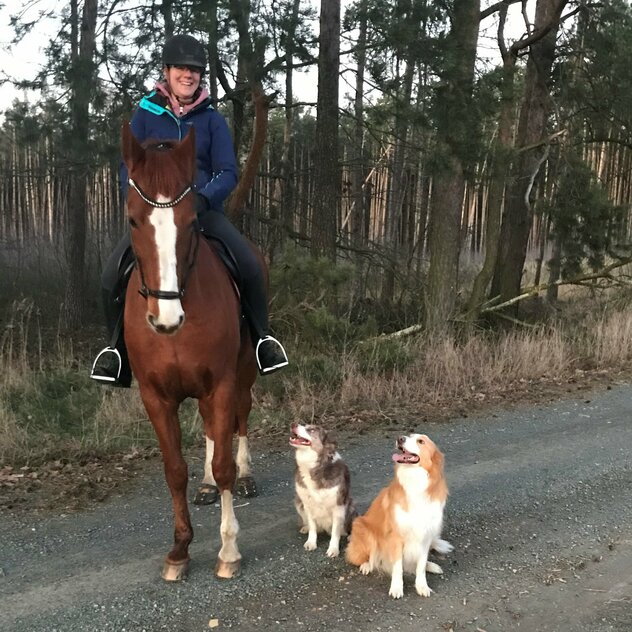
left=393, top=451, right=419, bottom=464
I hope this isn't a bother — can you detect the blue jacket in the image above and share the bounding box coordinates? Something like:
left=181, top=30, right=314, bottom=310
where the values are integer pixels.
left=120, top=90, right=238, bottom=214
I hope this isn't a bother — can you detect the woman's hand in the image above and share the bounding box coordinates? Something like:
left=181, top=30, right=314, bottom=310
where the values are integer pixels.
left=195, top=193, right=209, bottom=215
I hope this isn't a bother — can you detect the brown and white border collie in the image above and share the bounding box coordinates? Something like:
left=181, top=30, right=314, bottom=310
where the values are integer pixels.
left=346, top=433, right=453, bottom=598
left=290, top=423, right=357, bottom=558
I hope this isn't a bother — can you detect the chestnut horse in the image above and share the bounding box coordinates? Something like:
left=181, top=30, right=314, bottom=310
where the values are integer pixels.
left=121, top=123, right=257, bottom=581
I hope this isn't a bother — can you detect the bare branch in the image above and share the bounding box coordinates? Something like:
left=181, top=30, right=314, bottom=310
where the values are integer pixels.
left=480, top=257, right=632, bottom=315
left=522, top=0, right=531, bottom=36
left=497, top=4, right=509, bottom=61
left=480, top=0, right=522, bottom=22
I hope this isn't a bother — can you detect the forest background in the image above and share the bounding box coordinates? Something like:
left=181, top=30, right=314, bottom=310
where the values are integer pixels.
left=2, top=0, right=632, bottom=475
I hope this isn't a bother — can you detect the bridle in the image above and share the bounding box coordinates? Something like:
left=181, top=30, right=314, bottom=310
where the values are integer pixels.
left=129, top=178, right=192, bottom=208
left=128, top=178, right=200, bottom=301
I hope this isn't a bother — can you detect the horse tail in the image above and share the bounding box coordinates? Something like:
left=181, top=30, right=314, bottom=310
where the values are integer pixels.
left=227, top=83, right=268, bottom=220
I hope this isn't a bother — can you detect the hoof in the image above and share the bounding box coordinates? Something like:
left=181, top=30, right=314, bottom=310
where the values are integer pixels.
left=215, top=558, right=241, bottom=579
left=235, top=475, right=258, bottom=498
left=161, top=557, right=190, bottom=582
left=193, top=484, right=219, bottom=505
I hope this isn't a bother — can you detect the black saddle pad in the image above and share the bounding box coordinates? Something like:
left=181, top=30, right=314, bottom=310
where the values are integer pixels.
left=115, top=234, right=241, bottom=298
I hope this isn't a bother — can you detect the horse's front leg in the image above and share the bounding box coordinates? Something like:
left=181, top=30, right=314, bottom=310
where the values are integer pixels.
left=200, top=384, right=241, bottom=579
left=142, top=392, right=192, bottom=581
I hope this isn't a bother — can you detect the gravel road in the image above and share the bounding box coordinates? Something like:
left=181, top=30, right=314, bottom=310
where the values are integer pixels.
left=1, top=384, right=631, bottom=632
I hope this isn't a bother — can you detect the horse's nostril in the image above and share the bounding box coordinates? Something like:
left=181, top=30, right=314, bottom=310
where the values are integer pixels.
left=147, top=312, right=184, bottom=334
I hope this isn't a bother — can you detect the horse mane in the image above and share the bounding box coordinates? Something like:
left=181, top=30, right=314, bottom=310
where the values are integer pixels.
left=138, top=138, right=194, bottom=197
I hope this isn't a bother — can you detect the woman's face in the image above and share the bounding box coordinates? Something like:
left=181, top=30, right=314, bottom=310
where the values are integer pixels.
left=163, top=65, right=202, bottom=102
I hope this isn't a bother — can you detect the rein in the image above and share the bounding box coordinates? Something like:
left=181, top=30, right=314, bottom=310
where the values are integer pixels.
left=128, top=178, right=200, bottom=301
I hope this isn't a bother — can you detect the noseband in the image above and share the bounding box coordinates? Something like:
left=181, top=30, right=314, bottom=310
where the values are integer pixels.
left=128, top=178, right=200, bottom=301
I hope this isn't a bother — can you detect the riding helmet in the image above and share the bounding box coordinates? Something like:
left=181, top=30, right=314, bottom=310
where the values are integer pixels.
left=162, top=34, right=206, bottom=70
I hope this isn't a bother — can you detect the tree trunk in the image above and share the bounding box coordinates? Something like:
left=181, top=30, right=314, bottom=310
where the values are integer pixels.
left=228, top=0, right=253, bottom=157
left=270, top=0, right=301, bottom=260
left=64, top=0, right=98, bottom=329
left=381, top=0, right=418, bottom=304
left=491, top=0, right=568, bottom=306
left=424, top=0, right=480, bottom=331
left=350, top=0, right=368, bottom=303
left=311, top=0, right=340, bottom=260
left=160, top=0, right=174, bottom=38
left=226, top=0, right=270, bottom=232
left=467, top=5, right=520, bottom=319
left=202, top=0, right=219, bottom=101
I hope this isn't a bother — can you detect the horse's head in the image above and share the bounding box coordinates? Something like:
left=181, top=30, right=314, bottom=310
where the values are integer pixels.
left=121, top=123, right=198, bottom=335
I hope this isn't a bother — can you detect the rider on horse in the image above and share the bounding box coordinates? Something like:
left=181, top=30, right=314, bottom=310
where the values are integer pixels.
left=91, top=34, right=288, bottom=387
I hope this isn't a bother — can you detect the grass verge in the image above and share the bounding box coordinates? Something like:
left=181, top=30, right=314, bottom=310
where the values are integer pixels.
left=2, top=296, right=632, bottom=469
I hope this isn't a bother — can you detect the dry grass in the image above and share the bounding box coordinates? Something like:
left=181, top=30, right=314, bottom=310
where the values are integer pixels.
left=0, top=300, right=201, bottom=465
left=298, top=329, right=571, bottom=416
left=3, top=296, right=632, bottom=466
left=280, top=304, right=632, bottom=424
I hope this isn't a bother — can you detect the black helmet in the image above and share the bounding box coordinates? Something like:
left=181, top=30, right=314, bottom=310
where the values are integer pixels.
left=162, top=34, right=206, bottom=70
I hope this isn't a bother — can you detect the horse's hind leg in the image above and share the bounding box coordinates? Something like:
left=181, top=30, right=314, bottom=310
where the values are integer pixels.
left=193, top=430, right=219, bottom=506
left=235, top=386, right=258, bottom=498
left=235, top=435, right=257, bottom=497
left=142, top=393, right=192, bottom=581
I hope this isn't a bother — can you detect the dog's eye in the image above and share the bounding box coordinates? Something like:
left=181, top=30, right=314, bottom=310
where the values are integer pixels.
left=417, top=438, right=425, bottom=444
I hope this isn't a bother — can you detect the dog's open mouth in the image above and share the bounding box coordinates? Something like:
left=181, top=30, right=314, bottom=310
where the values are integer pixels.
left=289, top=432, right=311, bottom=447
left=290, top=436, right=311, bottom=447
left=392, top=448, right=420, bottom=464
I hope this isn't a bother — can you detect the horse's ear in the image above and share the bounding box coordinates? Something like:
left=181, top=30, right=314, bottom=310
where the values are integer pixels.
left=121, top=122, right=144, bottom=172
left=176, top=126, right=196, bottom=181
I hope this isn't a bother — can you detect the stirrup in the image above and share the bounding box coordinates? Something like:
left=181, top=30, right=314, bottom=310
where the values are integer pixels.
left=256, top=335, right=289, bottom=374
left=90, top=346, right=122, bottom=383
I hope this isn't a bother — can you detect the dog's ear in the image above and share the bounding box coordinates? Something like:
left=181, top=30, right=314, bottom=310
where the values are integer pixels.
left=323, top=429, right=337, bottom=453
left=431, top=445, right=444, bottom=474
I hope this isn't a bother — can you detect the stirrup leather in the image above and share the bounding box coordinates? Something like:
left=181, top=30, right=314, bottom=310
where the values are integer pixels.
left=90, top=346, right=122, bottom=382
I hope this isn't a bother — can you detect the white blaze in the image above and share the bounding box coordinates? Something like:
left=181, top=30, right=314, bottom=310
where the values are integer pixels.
left=148, top=199, right=185, bottom=328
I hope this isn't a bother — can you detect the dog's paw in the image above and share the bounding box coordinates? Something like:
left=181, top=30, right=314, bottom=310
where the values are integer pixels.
left=326, top=546, right=340, bottom=558
left=432, top=538, right=454, bottom=555
left=425, top=561, right=443, bottom=575
left=359, top=562, right=373, bottom=575
left=415, top=583, right=432, bottom=597
left=389, top=581, right=404, bottom=599
left=303, top=539, right=317, bottom=551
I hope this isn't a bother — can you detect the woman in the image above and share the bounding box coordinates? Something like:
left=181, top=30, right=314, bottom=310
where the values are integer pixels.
left=91, top=34, right=288, bottom=387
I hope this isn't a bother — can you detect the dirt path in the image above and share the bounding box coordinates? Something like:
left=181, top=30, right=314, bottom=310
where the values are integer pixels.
left=1, top=385, right=631, bottom=632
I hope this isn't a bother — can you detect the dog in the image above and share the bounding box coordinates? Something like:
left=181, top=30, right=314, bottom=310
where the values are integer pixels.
left=346, top=433, right=453, bottom=598
left=290, top=423, right=357, bottom=558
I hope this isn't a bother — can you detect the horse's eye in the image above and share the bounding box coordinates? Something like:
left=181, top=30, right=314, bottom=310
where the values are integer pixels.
left=129, top=218, right=138, bottom=229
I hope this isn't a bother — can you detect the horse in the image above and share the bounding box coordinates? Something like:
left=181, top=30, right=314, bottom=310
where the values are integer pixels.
left=121, top=123, right=258, bottom=581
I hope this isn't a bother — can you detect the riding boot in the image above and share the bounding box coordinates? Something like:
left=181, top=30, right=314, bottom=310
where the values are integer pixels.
left=91, top=241, right=134, bottom=388
left=241, top=278, right=289, bottom=376
left=197, top=209, right=289, bottom=375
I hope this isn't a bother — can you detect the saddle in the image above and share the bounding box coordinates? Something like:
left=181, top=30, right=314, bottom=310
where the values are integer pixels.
left=114, top=234, right=241, bottom=303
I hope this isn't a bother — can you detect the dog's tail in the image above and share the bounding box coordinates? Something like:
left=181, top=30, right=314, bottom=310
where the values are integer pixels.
left=345, top=516, right=373, bottom=566
left=432, top=537, right=454, bottom=555
left=344, top=500, right=358, bottom=536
